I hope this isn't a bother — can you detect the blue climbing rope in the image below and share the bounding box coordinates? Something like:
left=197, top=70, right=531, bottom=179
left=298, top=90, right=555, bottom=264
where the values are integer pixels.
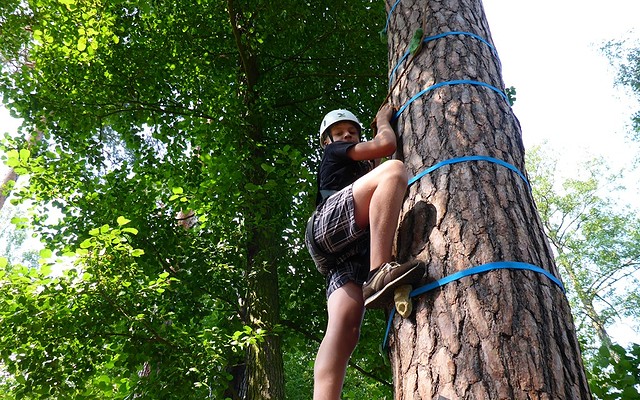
left=391, top=80, right=509, bottom=122
left=407, top=155, right=530, bottom=189
left=382, top=261, right=565, bottom=350
left=381, top=0, right=403, bottom=35
left=389, top=31, right=498, bottom=88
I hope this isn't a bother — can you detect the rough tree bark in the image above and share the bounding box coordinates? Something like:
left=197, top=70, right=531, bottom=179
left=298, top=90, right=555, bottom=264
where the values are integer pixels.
left=385, top=0, right=592, bottom=398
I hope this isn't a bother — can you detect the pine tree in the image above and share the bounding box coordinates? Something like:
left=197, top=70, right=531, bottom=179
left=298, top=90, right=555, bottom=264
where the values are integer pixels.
left=384, top=1, right=592, bottom=397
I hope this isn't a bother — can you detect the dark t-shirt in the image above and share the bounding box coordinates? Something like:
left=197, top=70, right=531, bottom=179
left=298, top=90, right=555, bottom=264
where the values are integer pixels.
left=315, top=141, right=372, bottom=205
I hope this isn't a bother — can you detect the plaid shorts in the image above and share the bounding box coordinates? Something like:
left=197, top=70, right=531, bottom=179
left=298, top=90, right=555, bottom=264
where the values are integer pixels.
left=305, top=185, right=370, bottom=299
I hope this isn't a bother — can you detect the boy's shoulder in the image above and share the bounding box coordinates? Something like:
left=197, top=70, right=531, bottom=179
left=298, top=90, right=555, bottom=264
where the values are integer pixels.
left=323, top=141, right=358, bottom=158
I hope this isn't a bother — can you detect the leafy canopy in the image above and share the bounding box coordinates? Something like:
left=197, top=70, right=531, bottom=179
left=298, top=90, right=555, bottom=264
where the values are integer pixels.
left=1, top=0, right=391, bottom=398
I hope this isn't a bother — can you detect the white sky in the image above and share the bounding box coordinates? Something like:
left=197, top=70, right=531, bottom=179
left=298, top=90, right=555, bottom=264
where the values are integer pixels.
left=1, top=1, right=639, bottom=342
left=484, top=0, right=640, bottom=172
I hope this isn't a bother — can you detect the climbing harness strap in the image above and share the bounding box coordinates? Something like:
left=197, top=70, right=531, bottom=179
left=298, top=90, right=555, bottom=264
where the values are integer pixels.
left=319, top=190, right=338, bottom=201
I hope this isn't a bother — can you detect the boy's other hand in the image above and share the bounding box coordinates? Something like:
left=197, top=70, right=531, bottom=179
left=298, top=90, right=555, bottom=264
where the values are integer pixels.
left=371, top=104, right=396, bottom=137
left=376, top=103, right=395, bottom=124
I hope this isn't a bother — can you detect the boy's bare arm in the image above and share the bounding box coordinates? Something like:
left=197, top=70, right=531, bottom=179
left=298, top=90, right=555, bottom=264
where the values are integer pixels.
left=347, top=104, right=397, bottom=161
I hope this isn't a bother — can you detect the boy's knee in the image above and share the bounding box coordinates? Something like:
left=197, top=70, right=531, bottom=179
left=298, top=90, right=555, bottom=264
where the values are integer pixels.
left=324, top=318, right=361, bottom=356
left=336, top=310, right=363, bottom=343
left=382, top=159, right=408, bottom=182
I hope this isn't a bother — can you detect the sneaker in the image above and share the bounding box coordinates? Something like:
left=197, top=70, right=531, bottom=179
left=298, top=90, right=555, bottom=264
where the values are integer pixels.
left=363, top=261, right=424, bottom=309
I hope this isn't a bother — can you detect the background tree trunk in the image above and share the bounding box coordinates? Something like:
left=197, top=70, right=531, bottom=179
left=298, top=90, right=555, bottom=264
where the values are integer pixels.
left=0, top=168, right=18, bottom=211
left=385, top=0, right=592, bottom=398
left=227, top=1, right=285, bottom=397
left=0, top=129, right=42, bottom=212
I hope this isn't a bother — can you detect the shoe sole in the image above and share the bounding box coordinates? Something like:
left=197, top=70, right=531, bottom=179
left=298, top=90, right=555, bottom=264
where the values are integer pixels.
left=364, top=265, right=424, bottom=309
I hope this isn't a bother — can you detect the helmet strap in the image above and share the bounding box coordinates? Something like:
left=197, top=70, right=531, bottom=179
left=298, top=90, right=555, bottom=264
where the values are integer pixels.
left=323, top=132, right=334, bottom=146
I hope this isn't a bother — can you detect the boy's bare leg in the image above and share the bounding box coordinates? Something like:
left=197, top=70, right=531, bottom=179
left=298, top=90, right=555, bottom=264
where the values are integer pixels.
left=352, top=159, right=408, bottom=270
left=314, top=282, right=365, bottom=400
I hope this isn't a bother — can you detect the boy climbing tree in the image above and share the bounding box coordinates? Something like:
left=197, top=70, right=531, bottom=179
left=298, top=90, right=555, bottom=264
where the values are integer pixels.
left=305, top=104, right=424, bottom=399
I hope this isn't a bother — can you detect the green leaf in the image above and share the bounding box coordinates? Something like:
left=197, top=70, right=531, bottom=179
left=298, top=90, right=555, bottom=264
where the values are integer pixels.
left=260, top=163, right=275, bottom=173
left=116, top=216, right=131, bottom=226
left=408, top=28, right=424, bottom=56
left=379, top=29, right=387, bottom=44
left=505, top=86, right=517, bottom=106
left=11, top=216, right=29, bottom=226
left=131, top=249, right=145, bottom=257
left=6, top=157, right=20, bottom=167
left=19, top=148, right=31, bottom=160
left=40, top=263, right=52, bottom=276
left=77, top=37, right=87, bottom=51
left=0, top=257, right=7, bottom=268
left=122, top=227, right=138, bottom=235
left=39, top=248, right=53, bottom=259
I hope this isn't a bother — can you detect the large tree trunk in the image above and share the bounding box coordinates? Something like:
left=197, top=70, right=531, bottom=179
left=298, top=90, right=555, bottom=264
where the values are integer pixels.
left=385, top=0, right=591, bottom=398
left=245, top=235, right=285, bottom=400
left=239, top=75, right=286, bottom=400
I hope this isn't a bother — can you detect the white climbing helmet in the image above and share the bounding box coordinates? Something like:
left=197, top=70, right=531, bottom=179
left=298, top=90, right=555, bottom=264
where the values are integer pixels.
left=318, top=109, right=363, bottom=148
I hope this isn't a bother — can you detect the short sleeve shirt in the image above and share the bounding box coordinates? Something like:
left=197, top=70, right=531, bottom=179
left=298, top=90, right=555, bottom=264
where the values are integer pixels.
left=315, top=141, right=372, bottom=205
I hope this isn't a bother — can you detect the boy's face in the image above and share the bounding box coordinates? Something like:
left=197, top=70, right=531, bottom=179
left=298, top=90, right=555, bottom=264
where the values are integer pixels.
left=326, top=121, right=360, bottom=145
